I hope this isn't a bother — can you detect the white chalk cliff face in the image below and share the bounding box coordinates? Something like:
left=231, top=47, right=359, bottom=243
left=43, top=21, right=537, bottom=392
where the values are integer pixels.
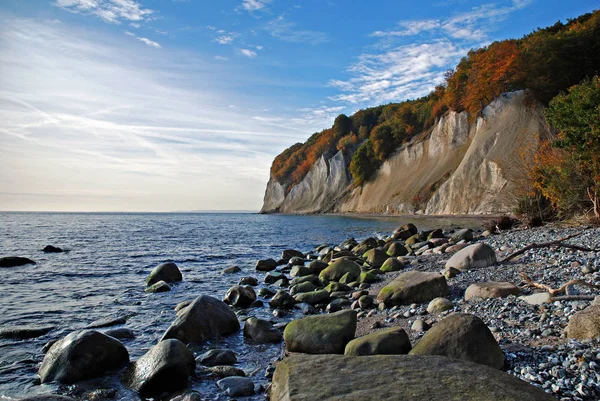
left=261, top=91, right=552, bottom=215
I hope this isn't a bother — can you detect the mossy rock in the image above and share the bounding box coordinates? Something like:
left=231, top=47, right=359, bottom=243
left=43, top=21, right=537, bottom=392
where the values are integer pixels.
left=377, top=271, right=449, bottom=306
left=319, top=259, right=361, bottom=282
left=146, top=262, right=182, bottom=286
left=293, top=289, right=329, bottom=305
left=386, top=242, right=409, bottom=257
left=362, top=248, right=389, bottom=268
left=344, top=327, right=411, bottom=356
left=324, top=282, right=351, bottom=293
left=427, top=229, right=445, bottom=240
left=290, top=282, right=317, bottom=296
left=380, top=258, right=404, bottom=273
left=283, top=310, right=357, bottom=354
left=405, top=234, right=423, bottom=246
left=358, top=271, right=378, bottom=284
left=290, top=265, right=312, bottom=277
left=146, top=281, right=171, bottom=293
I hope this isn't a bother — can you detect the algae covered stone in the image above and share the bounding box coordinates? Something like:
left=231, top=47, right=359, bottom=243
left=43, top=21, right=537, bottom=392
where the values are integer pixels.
left=380, top=258, right=404, bottom=272
left=362, top=248, right=388, bottom=268
left=409, top=313, right=504, bottom=369
left=319, top=259, right=361, bottom=282
left=146, top=262, right=182, bottom=286
left=283, top=309, right=356, bottom=354
left=344, top=327, right=411, bottom=356
left=377, top=271, right=449, bottom=306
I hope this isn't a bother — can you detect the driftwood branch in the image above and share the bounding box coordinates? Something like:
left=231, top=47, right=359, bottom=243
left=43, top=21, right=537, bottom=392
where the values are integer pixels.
left=519, top=272, right=599, bottom=296
left=501, top=231, right=594, bottom=262
left=551, top=295, right=597, bottom=302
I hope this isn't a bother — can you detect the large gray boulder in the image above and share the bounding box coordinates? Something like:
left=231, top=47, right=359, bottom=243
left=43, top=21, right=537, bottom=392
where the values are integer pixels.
left=284, top=310, right=356, bottom=354
left=123, top=339, right=195, bottom=396
left=567, top=305, right=600, bottom=339
left=243, top=317, right=282, bottom=343
left=445, top=243, right=496, bottom=271
left=38, top=330, right=129, bottom=384
left=344, top=327, right=411, bottom=356
left=146, top=262, right=182, bottom=286
left=271, top=354, right=556, bottom=401
left=377, top=271, right=449, bottom=306
left=409, top=313, right=504, bottom=369
left=362, top=248, right=389, bottom=268
left=465, top=282, right=520, bottom=301
left=223, top=285, right=256, bottom=307
left=0, top=256, right=36, bottom=267
left=161, top=295, right=240, bottom=343
left=319, top=259, right=361, bottom=282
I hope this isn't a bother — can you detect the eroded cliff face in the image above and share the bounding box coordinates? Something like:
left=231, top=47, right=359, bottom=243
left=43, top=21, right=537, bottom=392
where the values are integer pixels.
left=261, top=91, right=552, bottom=215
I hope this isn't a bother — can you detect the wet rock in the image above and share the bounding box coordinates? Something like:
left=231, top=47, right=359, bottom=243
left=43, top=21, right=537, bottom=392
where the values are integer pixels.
left=290, top=281, right=316, bottom=296
left=103, top=328, right=135, bottom=340
left=270, top=354, right=556, bottom=401
left=409, top=313, right=504, bottom=369
left=0, top=256, right=36, bottom=268
left=293, top=289, right=329, bottom=305
left=87, top=316, right=127, bottom=329
left=282, top=249, right=304, bottom=261
left=216, top=376, right=254, bottom=397
left=161, top=295, right=240, bottom=344
left=386, top=242, right=409, bottom=257
left=464, top=282, right=520, bottom=301
left=307, top=260, right=328, bottom=274
left=358, top=295, right=374, bottom=309
left=210, top=365, right=246, bottom=377
left=256, top=258, right=278, bottom=272
left=344, top=327, right=411, bottom=356
left=377, top=271, right=449, bottom=306
left=123, top=339, right=195, bottom=396
left=223, top=265, right=241, bottom=274
left=289, top=256, right=305, bottom=266
left=283, top=310, right=356, bottom=354
left=168, top=391, right=203, bottom=401
left=444, top=243, right=496, bottom=271
left=363, top=248, right=389, bottom=268
left=243, top=317, right=282, bottom=343
left=42, top=245, right=64, bottom=253
left=223, top=285, right=256, bottom=307
left=0, top=325, right=54, bottom=339
left=319, top=258, right=361, bottom=282
left=295, top=303, right=317, bottom=315
left=145, top=280, right=171, bottom=293
left=451, top=228, right=474, bottom=242
left=197, top=349, right=237, bottom=366
left=146, top=262, right=182, bottom=286
left=290, top=265, right=311, bottom=277
left=426, top=297, right=453, bottom=314
left=264, top=271, right=288, bottom=285
left=20, top=396, right=77, bottom=401
left=380, top=257, right=404, bottom=272
left=567, top=305, right=600, bottom=339
left=239, top=276, right=258, bottom=286
left=268, top=290, right=296, bottom=309
left=39, top=330, right=129, bottom=384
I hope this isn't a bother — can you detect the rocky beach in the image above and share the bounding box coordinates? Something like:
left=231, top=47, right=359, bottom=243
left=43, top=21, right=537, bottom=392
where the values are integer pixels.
left=3, top=217, right=600, bottom=401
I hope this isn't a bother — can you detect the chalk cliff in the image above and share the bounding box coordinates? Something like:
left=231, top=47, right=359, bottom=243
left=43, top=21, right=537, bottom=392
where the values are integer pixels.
left=261, top=91, right=553, bottom=215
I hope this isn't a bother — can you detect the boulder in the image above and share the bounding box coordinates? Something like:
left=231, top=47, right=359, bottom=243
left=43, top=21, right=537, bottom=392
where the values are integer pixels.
left=244, top=317, right=282, bottom=343
left=380, top=258, right=404, bottom=272
left=146, top=280, right=171, bottom=293
left=239, top=276, right=258, bottom=286
left=223, top=266, right=241, bottom=273
left=217, top=377, right=254, bottom=397
left=427, top=229, right=445, bottom=240
left=290, top=265, right=312, bottom=277
left=146, top=262, right=182, bottom=286
left=519, top=292, right=552, bottom=305
left=445, top=243, right=469, bottom=253
left=411, top=319, right=430, bottom=332
left=161, top=295, right=240, bottom=343
left=326, top=298, right=351, bottom=313
left=451, top=228, right=474, bottom=242
left=0, top=325, right=54, bottom=339
left=223, top=285, right=256, bottom=307
left=293, top=289, right=329, bottom=305
left=123, top=339, right=195, bottom=396
left=42, top=245, right=64, bottom=253
left=324, top=282, right=351, bottom=293
left=427, top=297, right=454, bottom=314
left=0, top=256, right=36, bottom=267
left=307, top=260, right=328, bottom=274
left=256, top=258, right=278, bottom=271
left=290, top=281, right=316, bottom=295
left=377, top=271, right=449, bottom=306
left=269, top=290, right=296, bottom=309
left=319, top=259, right=361, bottom=282
left=282, top=249, right=304, bottom=261
left=197, top=349, right=237, bottom=366
left=567, top=305, right=600, bottom=339
left=358, top=271, right=378, bottom=284
left=38, top=330, right=129, bottom=384
left=210, top=365, right=245, bottom=377
left=87, top=316, right=127, bottom=329
left=283, top=310, right=356, bottom=354
left=363, top=248, right=388, bottom=268
left=409, top=313, right=504, bottom=369
left=358, top=295, right=374, bottom=309
left=104, top=328, right=135, bottom=340
left=386, top=242, right=409, bottom=257
left=444, top=243, right=496, bottom=271
left=168, top=391, right=203, bottom=401
left=344, top=327, right=411, bottom=356
left=465, top=282, right=520, bottom=300
left=264, top=271, right=288, bottom=284
left=270, top=354, right=556, bottom=401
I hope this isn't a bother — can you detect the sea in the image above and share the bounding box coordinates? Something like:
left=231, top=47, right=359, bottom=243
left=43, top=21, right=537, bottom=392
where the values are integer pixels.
left=0, top=212, right=486, bottom=400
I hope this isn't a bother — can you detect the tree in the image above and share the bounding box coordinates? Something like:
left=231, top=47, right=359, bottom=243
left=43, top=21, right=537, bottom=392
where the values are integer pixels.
left=349, top=140, right=380, bottom=186
left=333, top=114, right=352, bottom=137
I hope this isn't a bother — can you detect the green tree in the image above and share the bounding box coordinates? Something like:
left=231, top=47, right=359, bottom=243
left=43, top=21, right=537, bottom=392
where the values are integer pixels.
left=333, top=114, right=352, bottom=137
left=349, top=140, right=380, bottom=186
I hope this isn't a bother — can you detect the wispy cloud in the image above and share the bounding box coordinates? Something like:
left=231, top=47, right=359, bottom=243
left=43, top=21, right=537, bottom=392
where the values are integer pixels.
left=53, top=0, right=154, bottom=24
left=265, top=15, right=328, bottom=44
left=241, top=0, right=271, bottom=12
left=240, top=48, right=257, bottom=58
left=216, top=35, right=235, bottom=44
left=0, top=17, right=317, bottom=211
left=137, top=37, right=161, bottom=48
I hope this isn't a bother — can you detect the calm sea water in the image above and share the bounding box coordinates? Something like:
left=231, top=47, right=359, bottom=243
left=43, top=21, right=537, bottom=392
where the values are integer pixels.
left=0, top=212, right=484, bottom=400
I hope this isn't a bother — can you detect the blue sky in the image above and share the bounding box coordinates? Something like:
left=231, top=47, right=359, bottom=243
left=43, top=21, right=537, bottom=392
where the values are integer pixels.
left=0, top=0, right=597, bottom=211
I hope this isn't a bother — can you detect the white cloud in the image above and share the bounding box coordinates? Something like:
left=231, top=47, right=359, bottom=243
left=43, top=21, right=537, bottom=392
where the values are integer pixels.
left=137, top=37, right=161, bottom=48
left=0, top=17, right=318, bottom=211
left=53, top=0, right=153, bottom=24
left=241, top=0, right=271, bottom=12
left=124, top=30, right=135, bottom=36
left=240, top=48, right=257, bottom=58
left=216, top=35, right=235, bottom=45
left=214, top=55, right=229, bottom=61
left=371, top=19, right=440, bottom=37
left=265, top=15, right=328, bottom=44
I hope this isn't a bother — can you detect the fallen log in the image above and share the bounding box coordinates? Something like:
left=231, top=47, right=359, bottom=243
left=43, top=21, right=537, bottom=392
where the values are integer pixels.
left=519, top=272, right=599, bottom=295
left=501, top=231, right=595, bottom=262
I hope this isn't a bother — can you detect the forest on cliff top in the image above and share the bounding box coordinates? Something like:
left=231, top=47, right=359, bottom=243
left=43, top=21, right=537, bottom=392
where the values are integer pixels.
left=269, top=10, right=600, bottom=193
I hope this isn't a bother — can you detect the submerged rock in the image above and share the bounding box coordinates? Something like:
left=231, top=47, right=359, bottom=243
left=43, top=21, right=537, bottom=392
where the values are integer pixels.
left=38, top=330, right=129, bottom=384
left=42, top=245, right=64, bottom=253
left=146, top=262, right=182, bottom=286
left=145, top=280, right=172, bottom=293
left=256, top=258, right=278, bottom=271
left=0, top=325, right=54, bottom=339
left=223, top=285, right=256, bottom=307
left=161, top=295, right=240, bottom=344
left=0, top=256, right=36, bottom=268
left=344, top=327, right=411, bottom=356
left=20, top=396, right=77, bottom=401
left=87, top=316, right=127, bottom=329
left=269, top=290, right=296, bottom=309
left=123, top=339, right=195, bottom=396
left=223, top=265, right=241, bottom=273
left=409, top=313, right=504, bottom=369
left=271, top=354, right=556, bottom=401
left=197, top=349, right=237, bottom=366
left=283, top=310, right=356, bottom=354
left=243, top=317, right=282, bottom=343
left=216, top=376, right=254, bottom=397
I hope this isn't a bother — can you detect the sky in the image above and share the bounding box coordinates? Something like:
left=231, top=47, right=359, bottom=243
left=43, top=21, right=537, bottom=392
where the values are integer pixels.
left=0, top=0, right=597, bottom=212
